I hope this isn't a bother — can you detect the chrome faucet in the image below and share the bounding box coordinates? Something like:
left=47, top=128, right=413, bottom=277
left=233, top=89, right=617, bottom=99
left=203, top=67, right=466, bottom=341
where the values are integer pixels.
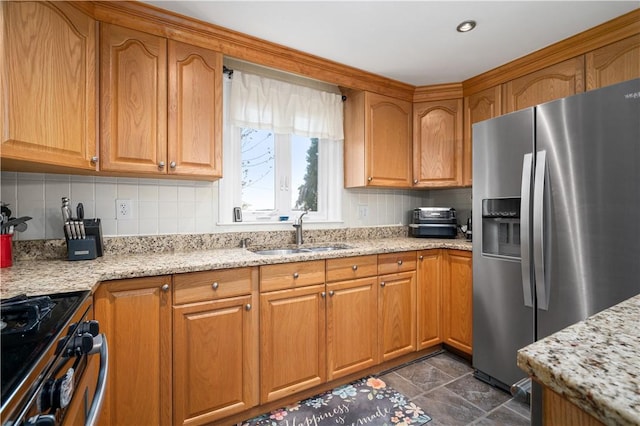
left=293, top=211, right=308, bottom=245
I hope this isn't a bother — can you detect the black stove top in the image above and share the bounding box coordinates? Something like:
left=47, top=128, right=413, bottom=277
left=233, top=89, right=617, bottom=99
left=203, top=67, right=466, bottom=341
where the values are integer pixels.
left=0, top=291, right=90, bottom=404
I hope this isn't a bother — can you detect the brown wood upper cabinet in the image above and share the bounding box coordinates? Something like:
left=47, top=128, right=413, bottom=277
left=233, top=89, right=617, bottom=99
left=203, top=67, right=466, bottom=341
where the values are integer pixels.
left=586, top=35, right=640, bottom=90
left=1, top=1, right=97, bottom=172
left=412, top=99, right=463, bottom=187
left=502, top=57, right=585, bottom=113
left=100, top=24, right=222, bottom=179
left=343, top=89, right=413, bottom=188
left=462, top=86, right=501, bottom=186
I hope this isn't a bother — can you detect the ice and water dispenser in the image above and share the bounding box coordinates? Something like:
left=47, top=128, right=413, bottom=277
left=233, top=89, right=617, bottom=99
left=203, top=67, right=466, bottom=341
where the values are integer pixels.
left=481, top=198, right=521, bottom=259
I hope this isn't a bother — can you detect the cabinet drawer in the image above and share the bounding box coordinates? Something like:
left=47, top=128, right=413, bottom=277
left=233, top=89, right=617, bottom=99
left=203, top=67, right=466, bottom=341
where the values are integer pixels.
left=174, top=267, right=254, bottom=304
left=378, top=251, right=417, bottom=275
left=260, top=260, right=325, bottom=292
left=326, top=255, right=378, bottom=282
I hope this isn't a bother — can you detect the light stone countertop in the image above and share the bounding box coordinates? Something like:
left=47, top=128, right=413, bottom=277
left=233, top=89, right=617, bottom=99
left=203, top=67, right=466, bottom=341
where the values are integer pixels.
left=517, top=294, right=640, bottom=426
left=0, top=237, right=471, bottom=298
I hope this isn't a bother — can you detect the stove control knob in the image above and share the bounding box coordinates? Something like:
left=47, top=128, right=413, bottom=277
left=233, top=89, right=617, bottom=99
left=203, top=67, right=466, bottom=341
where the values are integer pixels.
left=67, top=333, right=95, bottom=356
left=77, top=320, right=99, bottom=337
left=26, top=414, right=56, bottom=425
left=39, top=368, right=74, bottom=411
left=67, top=320, right=99, bottom=337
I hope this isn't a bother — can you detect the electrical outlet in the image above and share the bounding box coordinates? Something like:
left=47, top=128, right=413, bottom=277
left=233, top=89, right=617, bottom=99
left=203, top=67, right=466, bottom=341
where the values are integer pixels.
left=358, top=204, right=368, bottom=219
left=116, top=199, right=132, bottom=220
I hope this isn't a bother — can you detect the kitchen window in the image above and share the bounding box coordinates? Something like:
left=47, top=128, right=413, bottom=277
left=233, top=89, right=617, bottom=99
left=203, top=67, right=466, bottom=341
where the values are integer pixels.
left=219, top=68, right=344, bottom=224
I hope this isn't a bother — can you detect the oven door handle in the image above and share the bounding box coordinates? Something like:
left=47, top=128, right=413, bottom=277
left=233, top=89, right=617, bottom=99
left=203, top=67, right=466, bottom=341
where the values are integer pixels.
left=86, top=333, right=108, bottom=426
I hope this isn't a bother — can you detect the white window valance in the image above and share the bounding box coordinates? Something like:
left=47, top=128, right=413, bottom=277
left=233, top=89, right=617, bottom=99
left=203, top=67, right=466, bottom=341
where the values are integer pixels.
left=229, top=70, right=344, bottom=140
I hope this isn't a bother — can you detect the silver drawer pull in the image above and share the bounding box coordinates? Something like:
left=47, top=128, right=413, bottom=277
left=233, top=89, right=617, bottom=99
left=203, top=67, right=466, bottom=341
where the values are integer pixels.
left=352, top=265, right=358, bottom=271
left=293, top=272, right=299, bottom=279
left=419, top=255, right=424, bottom=260
left=161, top=284, right=169, bottom=292
left=245, top=304, right=251, bottom=311
left=321, top=292, right=326, bottom=298
left=397, top=260, right=403, bottom=266
left=380, top=282, right=386, bottom=287
left=212, top=282, right=219, bottom=290
left=329, top=290, right=335, bottom=297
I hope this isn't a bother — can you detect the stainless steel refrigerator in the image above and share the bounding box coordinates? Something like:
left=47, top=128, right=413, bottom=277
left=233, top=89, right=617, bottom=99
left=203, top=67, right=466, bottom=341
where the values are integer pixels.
left=471, top=78, right=640, bottom=416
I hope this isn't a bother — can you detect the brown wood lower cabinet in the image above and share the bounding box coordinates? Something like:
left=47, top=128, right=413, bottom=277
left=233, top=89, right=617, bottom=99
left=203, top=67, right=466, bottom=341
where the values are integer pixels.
left=173, top=295, right=258, bottom=425
left=260, top=284, right=327, bottom=403
left=442, top=250, right=473, bottom=354
left=378, top=270, right=417, bottom=362
left=417, top=249, right=443, bottom=349
left=326, top=276, right=378, bottom=380
left=93, top=248, right=472, bottom=425
left=543, top=386, right=605, bottom=426
left=94, top=276, right=172, bottom=426
left=172, top=267, right=258, bottom=425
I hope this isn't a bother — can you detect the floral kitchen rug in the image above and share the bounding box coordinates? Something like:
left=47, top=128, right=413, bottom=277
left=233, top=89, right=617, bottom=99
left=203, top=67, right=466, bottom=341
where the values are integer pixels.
left=240, top=376, right=431, bottom=426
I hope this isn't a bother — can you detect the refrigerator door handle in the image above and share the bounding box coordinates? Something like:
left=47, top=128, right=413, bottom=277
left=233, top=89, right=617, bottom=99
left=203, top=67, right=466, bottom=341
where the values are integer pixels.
left=533, top=150, right=550, bottom=310
left=520, top=153, right=534, bottom=308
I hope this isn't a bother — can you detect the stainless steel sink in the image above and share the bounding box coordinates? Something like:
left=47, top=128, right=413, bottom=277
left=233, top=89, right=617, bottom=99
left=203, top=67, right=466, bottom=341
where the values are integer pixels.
left=252, top=248, right=311, bottom=255
left=306, top=245, right=349, bottom=252
left=251, top=245, right=351, bottom=255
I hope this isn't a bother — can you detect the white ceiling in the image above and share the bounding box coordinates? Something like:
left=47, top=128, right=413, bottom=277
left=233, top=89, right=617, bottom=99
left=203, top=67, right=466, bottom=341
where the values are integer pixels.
left=143, top=1, right=638, bottom=86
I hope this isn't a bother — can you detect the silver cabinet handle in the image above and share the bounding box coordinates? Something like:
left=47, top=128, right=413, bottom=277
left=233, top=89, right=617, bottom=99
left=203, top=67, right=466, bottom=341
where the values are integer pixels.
left=419, top=255, right=424, bottom=260
left=329, top=290, right=335, bottom=297
left=380, top=282, right=386, bottom=287
left=91, top=156, right=99, bottom=163
left=245, top=304, right=252, bottom=311
left=367, top=176, right=372, bottom=182
left=158, top=161, right=165, bottom=168
left=161, top=284, right=169, bottom=292
left=321, top=292, right=326, bottom=298
left=293, top=272, right=299, bottom=279
left=413, top=179, right=418, bottom=184
left=397, top=260, right=403, bottom=266
left=170, top=161, right=176, bottom=169
left=212, top=282, right=219, bottom=290
left=352, top=265, right=358, bottom=271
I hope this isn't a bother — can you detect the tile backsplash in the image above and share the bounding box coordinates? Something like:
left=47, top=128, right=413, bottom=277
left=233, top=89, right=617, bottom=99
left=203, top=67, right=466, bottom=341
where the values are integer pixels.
left=1, top=172, right=442, bottom=240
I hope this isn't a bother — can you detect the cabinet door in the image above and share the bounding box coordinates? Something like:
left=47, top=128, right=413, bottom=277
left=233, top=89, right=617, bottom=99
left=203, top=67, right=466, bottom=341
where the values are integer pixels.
left=173, top=295, right=258, bottom=425
left=100, top=23, right=167, bottom=174
left=413, top=98, right=463, bottom=187
left=94, top=276, right=172, bottom=426
left=326, top=277, right=378, bottom=380
left=417, top=250, right=442, bottom=350
left=378, top=271, right=416, bottom=362
left=586, top=35, right=640, bottom=90
left=503, top=57, right=585, bottom=113
left=463, top=86, right=501, bottom=186
left=168, top=40, right=223, bottom=178
left=442, top=250, right=473, bottom=354
left=260, top=285, right=326, bottom=403
left=366, top=93, right=413, bottom=187
left=1, top=1, right=97, bottom=170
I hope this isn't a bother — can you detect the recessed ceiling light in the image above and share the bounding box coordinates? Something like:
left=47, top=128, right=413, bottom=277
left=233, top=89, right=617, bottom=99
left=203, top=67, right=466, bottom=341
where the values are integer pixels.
left=457, top=20, right=477, bottom=33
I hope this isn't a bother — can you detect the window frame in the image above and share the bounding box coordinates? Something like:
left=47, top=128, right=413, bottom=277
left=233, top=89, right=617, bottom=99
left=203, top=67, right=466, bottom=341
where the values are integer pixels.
left=219, top=75, right=343, bottom=225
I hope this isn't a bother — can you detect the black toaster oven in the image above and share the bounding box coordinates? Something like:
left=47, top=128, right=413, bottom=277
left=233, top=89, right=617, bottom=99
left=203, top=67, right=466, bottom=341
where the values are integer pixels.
left=409, top=207, right=458, bottom=238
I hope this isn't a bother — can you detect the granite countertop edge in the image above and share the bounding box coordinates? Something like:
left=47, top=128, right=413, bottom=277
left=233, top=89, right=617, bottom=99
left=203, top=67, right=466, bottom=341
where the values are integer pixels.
left=517, top=294, right=640, bottom=426
left=0, top=237, right=471, bottom=298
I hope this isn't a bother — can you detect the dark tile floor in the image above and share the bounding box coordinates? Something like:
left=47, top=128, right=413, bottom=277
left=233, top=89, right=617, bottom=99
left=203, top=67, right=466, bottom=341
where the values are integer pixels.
left=380, top=351, right=531, bottom=426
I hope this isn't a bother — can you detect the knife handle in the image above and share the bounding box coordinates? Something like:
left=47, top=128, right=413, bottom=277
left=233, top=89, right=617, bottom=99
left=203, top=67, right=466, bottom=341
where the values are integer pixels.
left=77, top=203, right=84, bottom=220
left=65, top=221, right=74, bottom=239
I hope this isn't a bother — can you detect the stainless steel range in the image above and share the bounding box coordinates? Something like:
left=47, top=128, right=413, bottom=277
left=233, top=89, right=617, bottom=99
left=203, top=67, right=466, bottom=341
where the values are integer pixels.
left=1, top=291, right=108, bottom=426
